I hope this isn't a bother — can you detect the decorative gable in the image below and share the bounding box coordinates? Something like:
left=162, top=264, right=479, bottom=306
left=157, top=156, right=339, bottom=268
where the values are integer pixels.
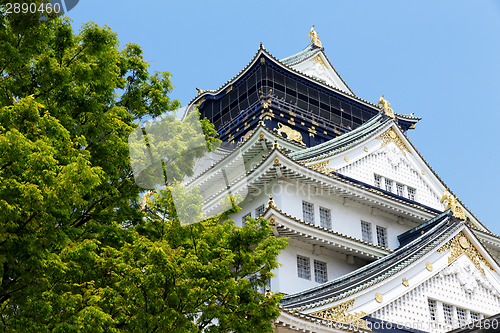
left=288, top=52, right=352, bottom=95
left=371, top=254, right=500, bottom=333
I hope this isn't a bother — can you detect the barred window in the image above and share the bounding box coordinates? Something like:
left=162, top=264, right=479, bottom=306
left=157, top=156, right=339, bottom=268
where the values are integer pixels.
left=408, top=187, right=416, bottom=201
left=428, top=299, right=437, bottom=321
left=314, top=260, right=328, bottom=283
left=443, top=304, right=453, bottom=325
left=302, top=201, right=314, bottom=224
left=396, top=183, right=404, bottom=197
left=297, top=255, right=311, bottom=280
left=361, top=221, right=372, bottom=243
left=255, top=204, right=265, bottom=217
left=374, top=174, right=382, bottom=188
left=457, top=308, right=467, bottom=326
left=319, top=207, right=332, bottom=229
left=470, top=312, right=479, bottom=322
left=376, top=225, right=388, bottom=248
left=385, top=178, right=393, bottom=192
left=242, top=213, right=251, bottom=226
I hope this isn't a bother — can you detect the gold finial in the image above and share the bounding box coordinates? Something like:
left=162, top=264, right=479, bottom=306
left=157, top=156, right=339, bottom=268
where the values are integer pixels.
left=377, top=95, right=395, bottom=119
left=441, top=189, right=467, bottom=220
left=196, top=88, right=204, bottom=95
left=265, top=285, right=271, bottom=298
left=268, top=194, right=276, bottom=208
left=308, top=25, right=322, bottom=48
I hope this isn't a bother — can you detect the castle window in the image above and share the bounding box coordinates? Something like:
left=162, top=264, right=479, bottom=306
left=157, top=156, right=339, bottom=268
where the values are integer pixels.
left=319, top=207, right=332, bottom=229
left=255, top=204, right=265, bottom=217
left=470, top=312, right=479, bottom=322
left=302, top=201, right=314, bottom=224
left=428, top=299, right=436, bottom=321
left=408, top=187, right=416, bottom=201
left=385, top=178, right=393, bottom=192
left=242, top=213, right=251, bottom=226
left=443, top=304, right=453, bottom=325
left=314, top=260, right=328, bottom=283
left=374, top=174, right=382, bottom=188
left=361, top=221, right=372, bottom=243
left=376, top=225, right=388, bottom=248
left=457, top=307, right=467, bottom=326
left=297, top=255, right=311, bottom=280
left=396, top=183, right=404, bottom=197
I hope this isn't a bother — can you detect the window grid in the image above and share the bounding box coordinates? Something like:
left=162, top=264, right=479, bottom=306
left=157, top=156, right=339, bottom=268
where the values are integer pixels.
left=314, top=260, right=328, bottom=284
left=443, top=304, right=453, bottom=325
left=457, top=308, right=467, bottom=326
left=242, top=213, right=251, bottom=226
left=255, top=204, right=265, bottom=218
left=297, top=255, right=311, bottom=280
left=374, top=174, right=382, bottom=188
left=408, top=187, right=416, bottom=201
left=470, top=312, right=479, bottom=322
left=396, top=183, right=404, bottom=197
left=376, top=225, right=388, bottom=248
left=428, top=300, right=437, bottom=321
left=319, top=207, right=332, bottom=229
left=361, top=221, right=372, bottom=243
left=302, top=201, right=314, bottom=224
left=385, top=178, right=393, bottom=192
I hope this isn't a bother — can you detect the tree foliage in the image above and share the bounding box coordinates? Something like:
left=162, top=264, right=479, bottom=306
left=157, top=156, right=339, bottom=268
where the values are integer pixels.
left=0, top=5, right=287, bottom=332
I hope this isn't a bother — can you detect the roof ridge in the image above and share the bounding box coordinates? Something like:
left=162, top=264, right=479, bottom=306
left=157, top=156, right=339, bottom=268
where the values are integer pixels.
left=280, top=211, right=459, bottom=309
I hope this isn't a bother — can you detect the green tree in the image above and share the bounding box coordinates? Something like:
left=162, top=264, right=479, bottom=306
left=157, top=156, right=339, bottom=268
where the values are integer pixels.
left=0, top=5, right=287, bottom=332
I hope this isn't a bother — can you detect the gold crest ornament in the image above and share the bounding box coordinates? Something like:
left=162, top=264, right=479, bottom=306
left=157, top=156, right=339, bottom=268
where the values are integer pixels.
left=308, top=25, right=322, bottom=48
left=377, top=95, right=395, bottom=119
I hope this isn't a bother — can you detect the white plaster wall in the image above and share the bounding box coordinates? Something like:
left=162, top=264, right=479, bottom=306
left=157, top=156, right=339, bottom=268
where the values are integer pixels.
left=338, top=143, right=443, bottom=211
left=372, top=256, right=500, bottom=333
left=274, top=239, right=363, bottom=295
left=272, top=180, right=411, bottom=250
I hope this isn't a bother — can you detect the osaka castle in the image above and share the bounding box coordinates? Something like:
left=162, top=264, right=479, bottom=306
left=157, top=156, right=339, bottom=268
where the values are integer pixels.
left=184, top=26, right=500, bottom=333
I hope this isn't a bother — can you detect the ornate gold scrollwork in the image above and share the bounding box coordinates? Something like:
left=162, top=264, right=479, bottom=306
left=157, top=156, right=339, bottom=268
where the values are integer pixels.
left=376, top=128, right=411, bottom=156
left=240, top=131, right=253, bottom=143
left=310, top=161, right=335, bottom=173
left=308, top=299, right=370, bottom=330
left=438, top=232, right=494, bottom=275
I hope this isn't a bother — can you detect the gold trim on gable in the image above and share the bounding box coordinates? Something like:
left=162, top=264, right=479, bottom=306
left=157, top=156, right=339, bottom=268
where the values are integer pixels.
left=376, top=128, right=411, bottom=156
left=438, top=232, right=494, bottom=275
left=308, top=299, right=370, bottom=330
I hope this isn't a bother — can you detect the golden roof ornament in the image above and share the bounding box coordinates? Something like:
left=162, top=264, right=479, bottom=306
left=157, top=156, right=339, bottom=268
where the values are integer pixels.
left=441, top=189, right=467, bottom=220
left=308, top=25, right=322, bottom=48
left=268, top=194, right=276, bottom=208
left=196, top=88, right=204, bottom=95
left=377, top=95, right=395, bottom=119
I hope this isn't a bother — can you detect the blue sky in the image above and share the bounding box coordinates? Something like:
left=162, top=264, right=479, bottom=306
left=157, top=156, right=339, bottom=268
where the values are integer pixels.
left=68, top=1, right=499, bottom=234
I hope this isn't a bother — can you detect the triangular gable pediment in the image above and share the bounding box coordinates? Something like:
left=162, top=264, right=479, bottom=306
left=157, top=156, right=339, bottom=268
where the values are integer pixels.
left=283, top=47, right=353, bottom=95
left=299, top=120, right=482, bottom=227
left=292, top=224, right=500, bottom=331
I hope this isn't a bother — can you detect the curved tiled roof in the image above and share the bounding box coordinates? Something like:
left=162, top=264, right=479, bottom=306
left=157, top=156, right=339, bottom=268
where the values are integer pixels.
left=280, top=210, right=460, bottom=310
left=281, top=43, right=322, bottom=66
left=290, top=113, right=390, bottom=161
left=266, top=205, right=392, bottom=254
